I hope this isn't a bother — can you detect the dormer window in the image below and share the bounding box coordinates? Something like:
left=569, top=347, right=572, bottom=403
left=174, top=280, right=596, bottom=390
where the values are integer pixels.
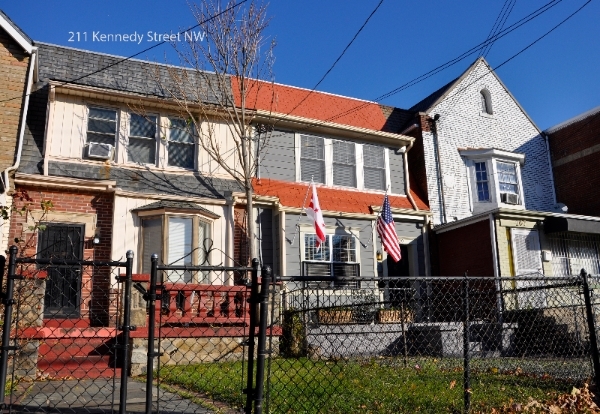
left=480, top=89, right=493, bottom=115
left=460, top=148, right=525, bottom=213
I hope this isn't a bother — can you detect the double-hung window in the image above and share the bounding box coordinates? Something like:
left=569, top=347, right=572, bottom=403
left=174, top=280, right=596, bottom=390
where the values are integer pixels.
left=300, top=135, right=325, bottom=184
left=332, top=140, right=356, bottom=187
left=497, top=161, right=519, bottom=195
left=168, top=118, right=196, bottom=169
left=303, top=233, right=359, bottom=288
left=128, top=114, right=157, bottom=165
left=474, top=162, right=490, bottom=202
left=87, top=107, right=117, bottom=146
left=363, top=144, right=386, bottom=190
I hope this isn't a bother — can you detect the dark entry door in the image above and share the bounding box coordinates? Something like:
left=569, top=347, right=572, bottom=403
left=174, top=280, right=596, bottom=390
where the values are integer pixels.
left=386, top=244, right=410, bottom=307
left=38, top=224, right=84, bottom=318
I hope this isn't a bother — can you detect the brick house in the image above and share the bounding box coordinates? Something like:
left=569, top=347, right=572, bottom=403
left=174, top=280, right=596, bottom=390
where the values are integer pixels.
left=3, top=30, right=432, bottom=373
left=403, top=57, right=600, bottom=316
left=0, top=10, right=36, bottom=252
left=545, top=106, right=600, bottom=217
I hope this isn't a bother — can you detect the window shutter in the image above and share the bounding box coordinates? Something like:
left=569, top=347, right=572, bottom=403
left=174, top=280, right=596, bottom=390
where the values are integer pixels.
left=301, top=135, right=325, bottom=183
left=142, top=218, right=162, bottom=274
left=333, top=141, right=356, bottom=187
left=510, top=228, right=546, bottom=308
left=363, top=144, right=386, bottom=190
left=167, top=217, right=193, bottom=283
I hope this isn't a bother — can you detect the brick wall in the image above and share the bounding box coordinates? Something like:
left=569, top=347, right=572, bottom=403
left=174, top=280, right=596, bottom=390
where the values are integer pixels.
left=420, top=60, right=555, bottom=224
left=0, top=27, right=29, bottom=171
left=435, top=218, right=494, bottom=277
left=547, top=111, right=600, bottom=216
left=9, top=186, right=115, bottom=326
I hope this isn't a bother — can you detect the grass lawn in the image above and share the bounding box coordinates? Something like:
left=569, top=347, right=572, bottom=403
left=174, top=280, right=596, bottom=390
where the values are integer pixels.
left=158, top=357, right=578, bottom=413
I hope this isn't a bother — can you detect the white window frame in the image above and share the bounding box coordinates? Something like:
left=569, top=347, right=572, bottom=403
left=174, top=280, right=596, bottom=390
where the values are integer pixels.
left=294, top=133, right=390, bottom=192
left=461, top=149, right=526, bottom=212
left=127, top=112, right=160, bottom=166
left=85, top=106, right=119, bottom=159
left=139, top=211, right=215, bottom=283
left=165, top=117, right=197, bottom=171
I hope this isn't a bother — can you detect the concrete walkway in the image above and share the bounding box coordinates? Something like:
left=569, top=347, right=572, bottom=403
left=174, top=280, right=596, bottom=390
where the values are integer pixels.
left=11, top=378, right=215, bottom=413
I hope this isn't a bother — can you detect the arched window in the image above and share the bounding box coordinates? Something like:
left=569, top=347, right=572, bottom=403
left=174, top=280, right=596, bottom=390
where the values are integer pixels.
left=480, top=89, right=493, bottom=115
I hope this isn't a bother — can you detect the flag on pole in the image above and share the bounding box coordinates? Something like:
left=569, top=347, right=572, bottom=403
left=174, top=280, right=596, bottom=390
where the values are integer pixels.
left=377, top=195, right=402, bottom=262
left=305, top=183, right=326, bottom=248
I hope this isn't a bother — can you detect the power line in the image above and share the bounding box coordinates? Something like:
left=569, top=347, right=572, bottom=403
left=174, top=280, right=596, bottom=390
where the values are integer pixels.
left=0, top=0, right=248, bottom=104
left=284, top=0, right=385, bottom=116
left=481, top=0, right=517, bottom=57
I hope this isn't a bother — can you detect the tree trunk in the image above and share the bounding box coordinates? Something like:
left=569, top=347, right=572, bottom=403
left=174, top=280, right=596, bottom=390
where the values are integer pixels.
left=245, top=184, right=256, bottom=263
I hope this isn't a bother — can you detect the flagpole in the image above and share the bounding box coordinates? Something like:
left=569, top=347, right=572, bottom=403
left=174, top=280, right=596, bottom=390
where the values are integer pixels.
left=365, top=185, right=390, bottom=248
left=288, top=177, right=313, bottom=246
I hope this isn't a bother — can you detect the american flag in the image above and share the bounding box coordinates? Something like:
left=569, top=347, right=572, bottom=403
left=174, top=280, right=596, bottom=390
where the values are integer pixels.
left=377, top=195, right=401, bottom=262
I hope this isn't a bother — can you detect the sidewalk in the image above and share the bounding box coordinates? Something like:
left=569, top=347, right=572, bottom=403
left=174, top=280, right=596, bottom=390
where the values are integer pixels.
left=11, top=378, right=215, bottom=413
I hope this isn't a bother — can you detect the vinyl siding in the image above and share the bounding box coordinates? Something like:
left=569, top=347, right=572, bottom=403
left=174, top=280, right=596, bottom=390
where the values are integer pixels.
left=388, top=150, right=406, bottom=195
left=260, top=129, right=295, bottom=181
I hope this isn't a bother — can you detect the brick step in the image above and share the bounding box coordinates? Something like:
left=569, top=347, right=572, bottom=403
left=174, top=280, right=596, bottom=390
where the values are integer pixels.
left=39, top=337, right=117, bottom=358
left=38, top=354, right=121, bottom=379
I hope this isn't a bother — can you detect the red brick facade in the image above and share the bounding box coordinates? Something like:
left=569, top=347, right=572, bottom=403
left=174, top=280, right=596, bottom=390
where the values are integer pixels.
left=547, top=111, right=600, bottom=216
left=8, top=186, right=115, bottom=326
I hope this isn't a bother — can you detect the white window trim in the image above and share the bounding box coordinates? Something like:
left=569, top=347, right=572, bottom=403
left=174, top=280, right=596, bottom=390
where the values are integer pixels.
left=298, top=224, right=361, bottom=267
left=163, top=116, right=198, bottom=171
left=84, top=105, right=120, bottom=161
left=127, top=112, right=160, bottom=167
left=295, top=133, right=391, bottom=193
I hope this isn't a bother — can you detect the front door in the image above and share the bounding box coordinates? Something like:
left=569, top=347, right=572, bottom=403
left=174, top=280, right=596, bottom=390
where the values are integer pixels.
left=386, top=244, right=410, bottom=307
left=38, top=224, right=84, bottom=318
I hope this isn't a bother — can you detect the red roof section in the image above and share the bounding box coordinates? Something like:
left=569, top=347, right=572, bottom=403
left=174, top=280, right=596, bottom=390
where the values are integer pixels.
left=231, top=78, right=390, bottom=132
left=253, top=178, right=428, bottom=214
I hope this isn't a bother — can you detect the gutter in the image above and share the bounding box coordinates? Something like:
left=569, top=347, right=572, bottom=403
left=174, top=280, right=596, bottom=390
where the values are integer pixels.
left=400, top=123, right=420, bottom=211
left=2, top=47, right=37, bottom=194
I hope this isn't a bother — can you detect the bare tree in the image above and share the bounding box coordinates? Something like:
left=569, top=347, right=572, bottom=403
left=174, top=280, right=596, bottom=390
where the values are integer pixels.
left=148, top=0, right=275, bottom=262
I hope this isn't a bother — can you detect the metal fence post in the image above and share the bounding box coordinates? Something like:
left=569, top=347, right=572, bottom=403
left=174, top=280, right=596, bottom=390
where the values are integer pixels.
left=463, top=273, right=471, bottom=414
left=145, top=254, right=159, bottom=414
left=254, top=265, right=272, bottom=414
left=581, top=269, right=600, bottom=387
left=0, top=248, right=16, bottom=407
left=245, top=258, right=260, bottom=414
left=119, top=250, right=134, bottom=414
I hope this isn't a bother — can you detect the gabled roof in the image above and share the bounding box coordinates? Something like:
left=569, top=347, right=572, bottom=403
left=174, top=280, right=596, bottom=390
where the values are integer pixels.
left=408, top=57, right=542, bottom=134
left=545, top=105, right=600, bottom=134
left=0, top=9, right=33, bottom=54
left=132, top=200, right=220, bottom=218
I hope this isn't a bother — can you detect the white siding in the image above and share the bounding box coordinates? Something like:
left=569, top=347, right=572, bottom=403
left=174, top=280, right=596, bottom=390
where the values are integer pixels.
left=49, top=95, right=87, bottom=159
left=422, top=60, right=555, bottom=224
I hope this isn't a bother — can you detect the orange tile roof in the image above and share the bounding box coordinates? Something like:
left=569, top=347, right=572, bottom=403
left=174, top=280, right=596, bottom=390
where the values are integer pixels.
left=231, top=78, right=394, bottom=132
left=253, top=178, right=429, bottom=214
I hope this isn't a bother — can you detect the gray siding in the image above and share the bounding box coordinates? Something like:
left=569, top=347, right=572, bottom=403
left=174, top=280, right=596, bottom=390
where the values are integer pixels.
left=388, top=149, right=406, bottom=195
left=284, top=213, right=375, bottom=278
left=260, top=129, right=295, bottom=181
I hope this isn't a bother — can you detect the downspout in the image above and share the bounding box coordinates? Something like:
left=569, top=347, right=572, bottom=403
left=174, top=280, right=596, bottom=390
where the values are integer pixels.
left=488, top=212, right=503, bottom=322
left=431, top=114, right=447, bottom=224
left=400, top=123, right=419, bottom=211
left=542, top=132, right=558, bottom=206
left=2, top=48, right=37, bottom=194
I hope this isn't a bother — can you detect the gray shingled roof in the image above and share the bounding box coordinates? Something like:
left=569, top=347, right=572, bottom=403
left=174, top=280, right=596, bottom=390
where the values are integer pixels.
left=409, top=77, right=459, bottom=113
left=132, top=200, right=220, bottom=217
left=35, top=42, right=230, bottom=104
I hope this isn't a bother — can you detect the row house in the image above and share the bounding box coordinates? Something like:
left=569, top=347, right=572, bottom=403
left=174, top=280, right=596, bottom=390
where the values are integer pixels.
left=2, top=23, right=431, bottom=373
left=404, top=57, right=600, bottom=318
left=0, top=10, right=36, bottom=252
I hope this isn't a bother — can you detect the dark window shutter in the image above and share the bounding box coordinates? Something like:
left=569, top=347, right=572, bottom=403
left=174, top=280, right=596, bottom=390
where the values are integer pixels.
left=333, top=141, right=356, bottom=187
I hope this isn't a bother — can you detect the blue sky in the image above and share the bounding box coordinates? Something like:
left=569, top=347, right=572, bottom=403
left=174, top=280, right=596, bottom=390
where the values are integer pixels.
left=4, top=1, right=598, bottom=130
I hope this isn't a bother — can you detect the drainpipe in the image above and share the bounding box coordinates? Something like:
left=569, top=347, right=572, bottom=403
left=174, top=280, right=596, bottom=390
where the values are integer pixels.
left=488, top=212, right=503, bottom=321
left=400, top=123, right=419, bottom=211
left=2, top=47, right=37, bottom=194
left=431, top=114, right=447, bottom=224
left=542, top=132, right=558, bottom=206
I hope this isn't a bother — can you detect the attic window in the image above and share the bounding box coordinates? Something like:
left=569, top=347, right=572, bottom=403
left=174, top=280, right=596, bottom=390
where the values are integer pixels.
left=480, top=89, right=493, bottom=115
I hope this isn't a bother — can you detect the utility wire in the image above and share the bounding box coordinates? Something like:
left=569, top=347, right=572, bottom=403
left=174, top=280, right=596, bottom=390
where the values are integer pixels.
left=285, top=0, right=385, bottom=115
left=481, top=0, right=517, bottom=58
left=0, top=0, right=248, bottom=104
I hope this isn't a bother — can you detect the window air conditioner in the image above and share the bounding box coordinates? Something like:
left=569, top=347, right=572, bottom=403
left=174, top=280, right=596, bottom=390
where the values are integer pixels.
left=500, top=193, right=519, bottom=205
left=87, top=142, right=114, bottom=160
